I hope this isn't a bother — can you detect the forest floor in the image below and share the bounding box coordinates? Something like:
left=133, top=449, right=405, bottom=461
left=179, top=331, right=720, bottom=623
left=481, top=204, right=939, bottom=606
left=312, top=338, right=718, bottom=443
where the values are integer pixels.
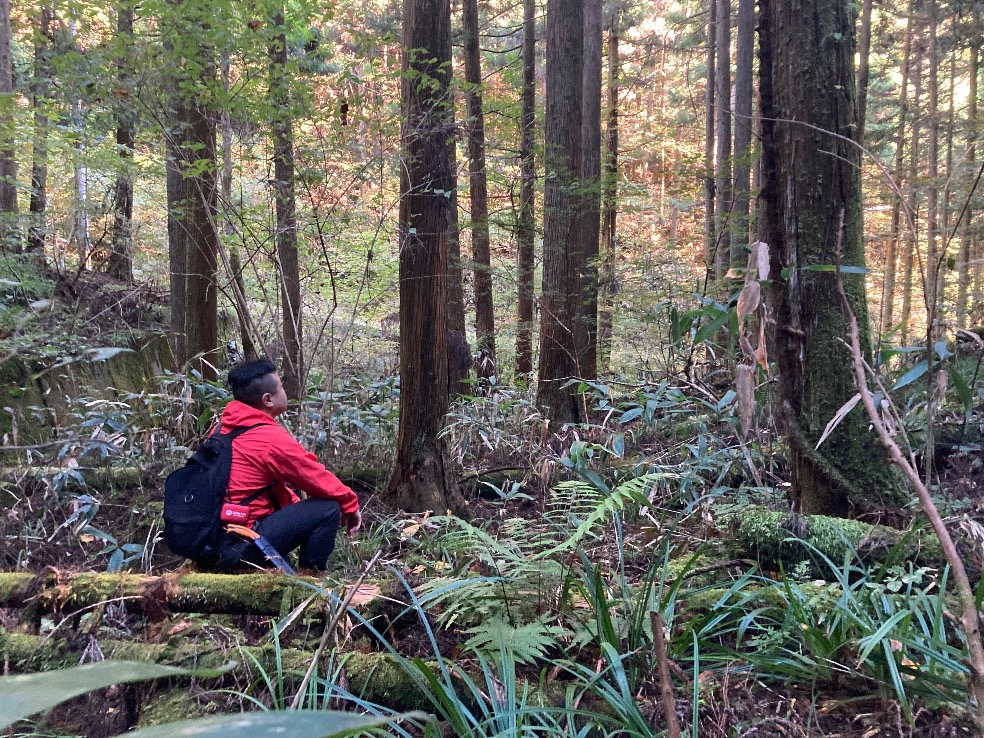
left=2, top=266, right=983, bottom=737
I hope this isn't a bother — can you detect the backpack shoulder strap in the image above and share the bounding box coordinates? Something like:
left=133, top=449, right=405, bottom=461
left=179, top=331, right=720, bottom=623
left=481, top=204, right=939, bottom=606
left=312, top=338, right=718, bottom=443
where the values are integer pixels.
left=224, top=422, right=268, bottom=440
left=222, top=423, right=276, bottom=507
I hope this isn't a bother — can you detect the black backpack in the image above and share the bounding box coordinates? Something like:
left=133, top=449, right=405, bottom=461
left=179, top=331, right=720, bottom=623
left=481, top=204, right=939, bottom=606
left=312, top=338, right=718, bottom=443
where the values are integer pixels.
left=163, top=424, right=265, bottom=567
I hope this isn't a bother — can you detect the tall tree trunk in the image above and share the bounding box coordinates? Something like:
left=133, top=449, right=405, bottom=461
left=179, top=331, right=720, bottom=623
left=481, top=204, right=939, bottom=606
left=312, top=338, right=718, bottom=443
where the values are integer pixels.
left=759, top=0, right=901, bottom=517
left=579, top=0, right=602, bottom=379
left=269, top=5, right=302, bottom=400
left=446, top=142, right=469, bottom=396
left=107, top=2, right=135, bottom=283
left=27, top=6, right=51, bottom=255
left=384, top=0, right=465, bottom=514
left=514, top=0, right=536, bottom=381
left=598, top=8, right=619, bottom=372
left=536, top=0, right=584, bottom=424
left=901, top=30, right=924, bottom=343
left=703, top=0, right=716, bottom=277
left=730, top=0, right=754, bottom=264
left=855, top=0, right=874, bottom=142
left=882, top=4, right=914, bottom=337
left=957, top=26, right=979, bottom=328
left=0, top=0, right=17, bottom=253
left=164, top=1, right=219, bottom=379
left=713, top=0, right=732, bottom=279
left=68, top=19, right=89, bottom=268
left=462, top=0, right=496, bottom=380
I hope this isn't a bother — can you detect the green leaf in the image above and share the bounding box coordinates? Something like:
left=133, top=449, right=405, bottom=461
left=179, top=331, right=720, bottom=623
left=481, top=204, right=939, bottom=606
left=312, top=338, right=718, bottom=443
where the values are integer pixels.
left=693, top=307, right=732, bottom=344
left=0, top=661, right=234, bottom=729
left=619, top=407, right=643, bottom=424
left=890, top=360, right=929, bottom=392
left=126, top=710, right=422, bottom=738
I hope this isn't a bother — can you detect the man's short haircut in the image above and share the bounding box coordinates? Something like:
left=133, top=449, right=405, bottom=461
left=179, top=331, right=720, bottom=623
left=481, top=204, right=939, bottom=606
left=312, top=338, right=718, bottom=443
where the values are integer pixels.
left=228, top=358, right=278, bottom=408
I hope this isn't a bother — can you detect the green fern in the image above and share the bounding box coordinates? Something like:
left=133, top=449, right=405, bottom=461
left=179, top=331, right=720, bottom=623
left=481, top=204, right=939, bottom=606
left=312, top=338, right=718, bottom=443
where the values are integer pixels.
left=463, top=616, right=571, bottom=665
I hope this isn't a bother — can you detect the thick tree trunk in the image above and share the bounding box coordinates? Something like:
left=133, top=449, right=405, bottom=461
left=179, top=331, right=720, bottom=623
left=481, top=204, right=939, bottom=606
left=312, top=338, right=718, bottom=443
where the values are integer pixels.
left=463, top=0, right=496, bottom=380
left=164, top=1, right=219, bottom=379
left=598, top=9, right=619, bottom=372
left=0, top=0, right=19, bottom=253
left=27, top=6, right=51, bottom=255
left=579, top=0, right=602, bottom=379
left=514, top=0, right=537, bottom=381
left=270, top=6, right=303, bottom=399
left=107, top=2, right=135, bottom=284
left=713, top=0, right=732, bottom=279
left=759, top=0, right=902, bottom=516
left=384, top=0, right=466, bottom=514
left=536, top=0, right=584, bottom=424
left=730, top=0, right=754, bottom=265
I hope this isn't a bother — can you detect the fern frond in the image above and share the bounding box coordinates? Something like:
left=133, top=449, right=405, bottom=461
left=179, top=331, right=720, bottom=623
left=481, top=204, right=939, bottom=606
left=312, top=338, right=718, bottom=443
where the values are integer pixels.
left=463, top=616, right=571, bottom=665
left=540, top=473, right=673, bottom=558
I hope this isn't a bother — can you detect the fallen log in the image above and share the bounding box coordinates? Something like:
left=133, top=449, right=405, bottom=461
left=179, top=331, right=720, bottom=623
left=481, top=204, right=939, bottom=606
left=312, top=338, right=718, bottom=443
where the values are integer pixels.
left=0, top=571, right=389, bottom=623
left=729, top=507, right=945, bottom=576
left=0, top=628, right=430, bottom=714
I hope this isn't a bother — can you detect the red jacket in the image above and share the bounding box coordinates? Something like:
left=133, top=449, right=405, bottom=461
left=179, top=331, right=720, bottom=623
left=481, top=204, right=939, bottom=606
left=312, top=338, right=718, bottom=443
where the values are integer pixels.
left=221, top=400, right=359, bottom=526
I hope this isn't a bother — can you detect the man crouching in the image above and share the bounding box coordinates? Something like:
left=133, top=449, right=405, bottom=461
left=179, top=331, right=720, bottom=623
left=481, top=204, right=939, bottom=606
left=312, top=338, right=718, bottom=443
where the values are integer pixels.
left=218, top=358, right=361, bottom=572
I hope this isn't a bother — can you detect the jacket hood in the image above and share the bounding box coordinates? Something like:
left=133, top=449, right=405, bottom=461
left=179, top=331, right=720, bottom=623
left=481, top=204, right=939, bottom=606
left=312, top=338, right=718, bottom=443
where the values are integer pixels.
left=220, top=400, right=278, bottom=430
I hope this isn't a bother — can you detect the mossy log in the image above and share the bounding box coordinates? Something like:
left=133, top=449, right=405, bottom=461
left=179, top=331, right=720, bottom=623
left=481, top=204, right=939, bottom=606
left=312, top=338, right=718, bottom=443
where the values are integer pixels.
left=0, top=628, right=431, bottom=714
left=0, top=571, right=394, bottom=622
left=730, top=507, right=944, bottom=576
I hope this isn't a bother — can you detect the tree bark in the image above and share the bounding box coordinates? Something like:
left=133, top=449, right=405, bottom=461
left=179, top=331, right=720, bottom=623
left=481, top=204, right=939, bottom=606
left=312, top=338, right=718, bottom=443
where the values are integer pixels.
left=957, top=24, right=979, bottom=328
left=713, top=0, right=732, bottom=279
left=579, top=0, right=603, bottom=379
left=925, top=0, right=940, bottom=332
left=462, top=0, right=496, bottom=380
left=535, top=0, right=584, bottom=424
left=514, top=0, right=537, bottom=381
left=703, top=0, right=716, bottom=277
left=107, top=2, right=135, bottom=283
left=759, top=0, right=902, bottom=517
left=0, top=0, right=19, bottom=253
left=598, top=9, right=619, bottom=372
left=384, top=0, right=466, bottom=514
left=164, top=1, right=220, bottom=379
left=900, top=28, right=924, bottom=344
left=269, top=5, right=303, bottom=400
left=730, top=0, right=754, bottom=264
left=27, top=6, right=52, bottom=255
left=855, top=0, right=874, bottom=143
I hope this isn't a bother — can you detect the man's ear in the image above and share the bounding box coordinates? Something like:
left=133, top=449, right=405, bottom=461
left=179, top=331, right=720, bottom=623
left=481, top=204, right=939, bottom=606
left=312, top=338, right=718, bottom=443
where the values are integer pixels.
left=260, top=392, right=274, bottom=408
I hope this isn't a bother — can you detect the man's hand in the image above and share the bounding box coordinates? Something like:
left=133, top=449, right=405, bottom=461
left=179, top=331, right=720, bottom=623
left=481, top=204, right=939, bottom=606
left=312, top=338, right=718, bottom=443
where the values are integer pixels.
left=342, top=509, right=362, bottom=535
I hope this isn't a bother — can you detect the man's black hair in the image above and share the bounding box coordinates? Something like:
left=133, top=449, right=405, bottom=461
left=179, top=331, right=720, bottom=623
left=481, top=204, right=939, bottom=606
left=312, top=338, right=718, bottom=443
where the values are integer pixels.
left=228, top=358, right=278, bottom=408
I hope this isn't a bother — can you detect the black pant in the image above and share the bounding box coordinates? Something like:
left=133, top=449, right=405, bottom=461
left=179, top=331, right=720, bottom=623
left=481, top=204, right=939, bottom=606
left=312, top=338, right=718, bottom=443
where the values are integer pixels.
left=240, top=498, right=341, bottom=571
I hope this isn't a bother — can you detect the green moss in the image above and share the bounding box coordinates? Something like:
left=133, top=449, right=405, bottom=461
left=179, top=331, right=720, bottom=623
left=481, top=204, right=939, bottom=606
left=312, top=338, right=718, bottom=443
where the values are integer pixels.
left=136, top=688, right=217, bottom=728
left=732, top=507, right=942, bottom=577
